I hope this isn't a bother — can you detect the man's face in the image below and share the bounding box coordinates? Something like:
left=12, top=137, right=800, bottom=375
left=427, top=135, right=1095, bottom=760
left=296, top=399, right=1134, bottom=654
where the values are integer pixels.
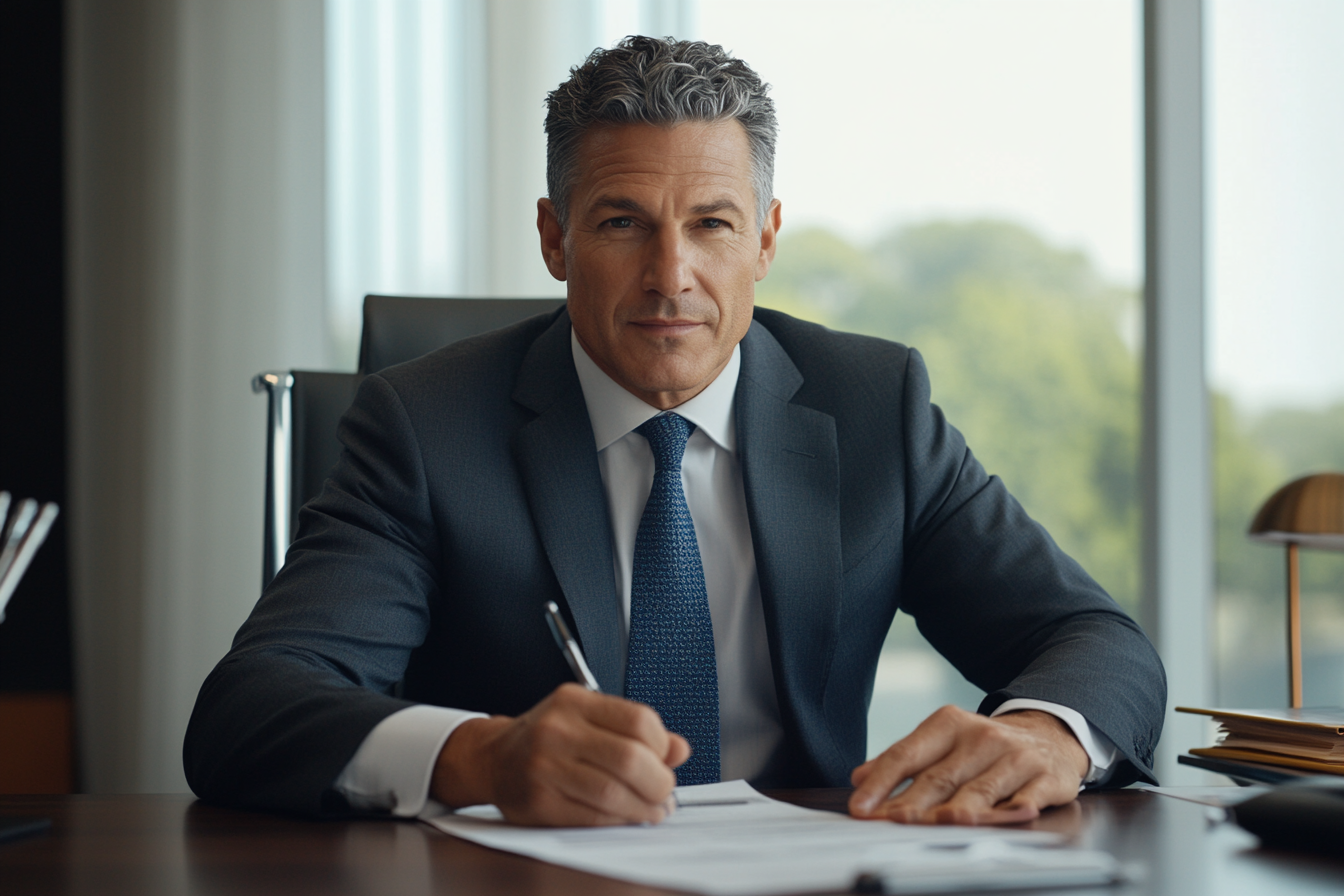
left=538, top=119, right=782, bottom=410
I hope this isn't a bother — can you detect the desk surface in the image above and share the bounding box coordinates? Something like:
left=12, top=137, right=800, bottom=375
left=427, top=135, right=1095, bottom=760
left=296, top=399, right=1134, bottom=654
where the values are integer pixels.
left=2, top=789, right=1342, bottom=896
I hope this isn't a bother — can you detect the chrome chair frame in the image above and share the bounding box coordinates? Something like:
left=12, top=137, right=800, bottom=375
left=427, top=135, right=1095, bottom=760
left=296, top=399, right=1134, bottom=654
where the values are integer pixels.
left=252, top=371, right=294, bottom=588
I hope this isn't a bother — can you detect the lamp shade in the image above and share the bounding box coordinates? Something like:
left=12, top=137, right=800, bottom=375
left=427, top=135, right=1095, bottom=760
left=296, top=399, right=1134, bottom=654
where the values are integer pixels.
left=1248, top=472, right=1344, bottom=551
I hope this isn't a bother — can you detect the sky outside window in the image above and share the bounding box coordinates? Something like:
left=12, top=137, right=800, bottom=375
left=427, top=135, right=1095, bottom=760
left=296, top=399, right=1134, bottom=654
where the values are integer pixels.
left=1208, top=0, right=1344, bottom=710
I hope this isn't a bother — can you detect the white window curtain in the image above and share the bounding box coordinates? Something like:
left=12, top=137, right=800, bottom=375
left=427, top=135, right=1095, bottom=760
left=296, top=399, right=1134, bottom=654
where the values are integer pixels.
left=68, top=0, right=330, bottom=794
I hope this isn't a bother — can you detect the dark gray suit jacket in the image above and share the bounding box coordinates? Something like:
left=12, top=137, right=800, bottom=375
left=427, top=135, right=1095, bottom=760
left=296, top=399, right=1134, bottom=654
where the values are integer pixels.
left=184, top=307, right=1165, bottom=816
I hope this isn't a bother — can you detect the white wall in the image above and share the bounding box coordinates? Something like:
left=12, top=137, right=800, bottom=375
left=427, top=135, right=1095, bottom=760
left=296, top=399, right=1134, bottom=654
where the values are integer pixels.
left=67, top=0, right=328, bottom=793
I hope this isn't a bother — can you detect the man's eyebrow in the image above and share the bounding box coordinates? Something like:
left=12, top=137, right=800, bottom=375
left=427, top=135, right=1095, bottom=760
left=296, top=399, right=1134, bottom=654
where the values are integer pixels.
left=690, top=199, right=745, bottom=217
left=590, top=196, right=646, bottom=214
left=588, top=196, right=746, bottom=217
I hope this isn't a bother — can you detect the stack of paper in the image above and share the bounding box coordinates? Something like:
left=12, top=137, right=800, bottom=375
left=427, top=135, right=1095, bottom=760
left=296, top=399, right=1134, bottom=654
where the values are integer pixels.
left=425, top=780, right=1131, bottom=896
left=1178, top=706, right=1344, bottom=775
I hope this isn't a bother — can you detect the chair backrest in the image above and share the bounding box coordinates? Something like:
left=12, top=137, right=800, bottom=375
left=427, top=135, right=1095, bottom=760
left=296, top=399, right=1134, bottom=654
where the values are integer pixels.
left=255, top=296, right=566, bottom=589
left=358, top=295, right=564, bottom=374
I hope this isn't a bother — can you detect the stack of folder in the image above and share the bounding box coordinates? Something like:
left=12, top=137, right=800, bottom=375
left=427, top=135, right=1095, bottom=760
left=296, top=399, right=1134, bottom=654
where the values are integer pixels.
left=1177, top=706, right=1344, bottom=775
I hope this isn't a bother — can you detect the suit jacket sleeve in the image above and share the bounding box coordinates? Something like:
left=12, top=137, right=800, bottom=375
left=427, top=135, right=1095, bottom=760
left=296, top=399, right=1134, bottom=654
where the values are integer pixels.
left=895, top=347, right=1165, bottom=785
left=183, top=373, right=440, bottom=816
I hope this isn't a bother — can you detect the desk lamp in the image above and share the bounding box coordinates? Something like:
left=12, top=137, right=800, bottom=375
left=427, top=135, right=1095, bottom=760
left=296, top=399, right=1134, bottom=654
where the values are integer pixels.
left=1247, top=472, right=1344, bottom=708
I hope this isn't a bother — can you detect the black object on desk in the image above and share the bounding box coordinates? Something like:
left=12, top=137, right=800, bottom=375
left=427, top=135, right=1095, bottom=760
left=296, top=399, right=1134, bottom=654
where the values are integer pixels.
left=1, top=816, right=52, bottom=845
left=1233, top=777, right=1344, bottom=859
left=1179, top=751, right=1314, bottom=785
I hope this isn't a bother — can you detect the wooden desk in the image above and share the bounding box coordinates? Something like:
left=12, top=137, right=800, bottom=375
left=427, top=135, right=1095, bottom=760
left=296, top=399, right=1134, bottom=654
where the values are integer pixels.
left=2, top=789, right=1342, bottom=895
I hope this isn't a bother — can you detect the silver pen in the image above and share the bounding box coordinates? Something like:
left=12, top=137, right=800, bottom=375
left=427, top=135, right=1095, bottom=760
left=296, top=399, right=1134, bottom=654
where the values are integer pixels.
left=544, top=601, right=602, bottom=691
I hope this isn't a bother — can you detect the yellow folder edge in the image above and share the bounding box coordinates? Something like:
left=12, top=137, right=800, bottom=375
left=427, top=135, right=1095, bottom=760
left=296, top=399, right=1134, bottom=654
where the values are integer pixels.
left=1189, top=746, right=1344, bottom=776
left=1175, top=705, right=1344, bottom=735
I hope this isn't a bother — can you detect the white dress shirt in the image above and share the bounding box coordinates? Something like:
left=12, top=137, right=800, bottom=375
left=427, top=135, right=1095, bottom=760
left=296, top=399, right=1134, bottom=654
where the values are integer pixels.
left=333, top=327, right=1116, bottom=815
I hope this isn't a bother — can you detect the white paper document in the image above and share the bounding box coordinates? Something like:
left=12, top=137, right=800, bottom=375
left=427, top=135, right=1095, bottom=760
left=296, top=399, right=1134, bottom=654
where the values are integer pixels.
left=425, top=779, right=1121, bottom=896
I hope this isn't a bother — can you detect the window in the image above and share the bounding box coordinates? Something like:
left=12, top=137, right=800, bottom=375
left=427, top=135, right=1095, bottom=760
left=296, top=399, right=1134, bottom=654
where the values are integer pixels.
left=1208, top=0, right=1344, bottom=709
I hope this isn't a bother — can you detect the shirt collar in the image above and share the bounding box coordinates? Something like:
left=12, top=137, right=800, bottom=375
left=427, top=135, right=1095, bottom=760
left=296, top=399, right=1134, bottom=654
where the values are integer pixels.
left=571, top=326, right=739, bottom=454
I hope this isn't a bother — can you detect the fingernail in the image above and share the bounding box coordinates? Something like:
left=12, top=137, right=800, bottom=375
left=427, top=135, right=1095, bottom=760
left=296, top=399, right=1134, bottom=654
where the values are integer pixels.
left=663, top=796, right=677, bottom=817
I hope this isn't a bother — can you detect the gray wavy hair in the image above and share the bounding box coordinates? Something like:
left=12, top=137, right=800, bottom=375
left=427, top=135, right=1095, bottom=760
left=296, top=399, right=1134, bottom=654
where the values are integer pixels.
left=545, top=36, right=777, bottom=229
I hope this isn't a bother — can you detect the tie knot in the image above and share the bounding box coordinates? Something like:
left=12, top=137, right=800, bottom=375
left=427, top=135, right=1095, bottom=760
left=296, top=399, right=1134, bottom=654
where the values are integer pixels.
left=636, top=413, right=695, bottom=472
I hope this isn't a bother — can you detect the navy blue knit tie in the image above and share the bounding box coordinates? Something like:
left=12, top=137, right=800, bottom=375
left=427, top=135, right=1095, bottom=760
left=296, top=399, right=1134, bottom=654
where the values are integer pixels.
left=625, top=413, right=720, bottom=785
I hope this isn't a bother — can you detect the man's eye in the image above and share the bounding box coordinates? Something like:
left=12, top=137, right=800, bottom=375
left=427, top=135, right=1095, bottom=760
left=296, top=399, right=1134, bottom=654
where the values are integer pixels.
left=702, top=218, right=727, bottom=230
left=604, top=217, right=634, bottom=229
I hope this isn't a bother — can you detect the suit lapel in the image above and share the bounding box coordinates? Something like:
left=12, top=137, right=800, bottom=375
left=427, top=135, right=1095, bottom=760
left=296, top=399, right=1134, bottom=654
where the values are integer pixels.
left=512, top=310, right=626, bottom=693
left=737, top=319, right=847, bottom=775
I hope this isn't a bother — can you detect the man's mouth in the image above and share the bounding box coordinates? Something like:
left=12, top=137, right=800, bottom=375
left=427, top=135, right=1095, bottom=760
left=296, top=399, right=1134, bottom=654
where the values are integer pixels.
left=629, top=319, right=703, bottom=337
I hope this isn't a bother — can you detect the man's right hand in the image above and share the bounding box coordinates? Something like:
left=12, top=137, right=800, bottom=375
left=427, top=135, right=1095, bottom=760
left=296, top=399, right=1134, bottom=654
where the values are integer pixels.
left=429, top=683, right=690, bottom=826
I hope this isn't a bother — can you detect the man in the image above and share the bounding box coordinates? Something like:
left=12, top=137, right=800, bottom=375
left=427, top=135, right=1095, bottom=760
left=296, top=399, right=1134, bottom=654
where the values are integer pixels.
left=185, top=37, right=1164, bottom=827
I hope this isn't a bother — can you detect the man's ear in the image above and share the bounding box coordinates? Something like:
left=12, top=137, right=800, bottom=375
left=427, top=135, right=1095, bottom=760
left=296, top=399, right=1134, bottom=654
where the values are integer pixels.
left=537, top=198, right=567, bottom=282
left=755, top=199, right=783, bottom=282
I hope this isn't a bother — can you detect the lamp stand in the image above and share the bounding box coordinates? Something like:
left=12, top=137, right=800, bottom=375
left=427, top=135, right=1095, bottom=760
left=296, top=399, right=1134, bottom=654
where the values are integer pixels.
left=1286, top=542, right=1302, bottom=708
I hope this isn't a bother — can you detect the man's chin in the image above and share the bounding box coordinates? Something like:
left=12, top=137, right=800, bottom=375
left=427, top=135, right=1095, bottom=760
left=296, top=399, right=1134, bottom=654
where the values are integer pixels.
left=636, top=352, right=719, bottom=383
left=617, top=364, right=722, bottom=407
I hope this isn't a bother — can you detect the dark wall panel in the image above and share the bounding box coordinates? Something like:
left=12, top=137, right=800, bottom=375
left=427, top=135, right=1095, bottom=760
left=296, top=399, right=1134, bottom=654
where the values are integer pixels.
left=0, top=0, right=72, bottom=692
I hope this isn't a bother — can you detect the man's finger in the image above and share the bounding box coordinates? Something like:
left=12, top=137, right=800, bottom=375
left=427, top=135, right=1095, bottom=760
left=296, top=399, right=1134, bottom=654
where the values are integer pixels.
left=571, top=724, right=680, bottom=806
left=978, top=768, right=1081, bottom=824
left=551, top=755, right=674, bottom=826
left=569, top=687, right=676, bottom=759
left=506, top=772, right=662, bottom=828
left=928, top=770, right=1062, bottom=826
left=877, top=742, right=1010, bottom=823
left=468, top=686, right=689, bottom=826
left=850, top=756, right=877, bottom=788
left=664, top=732, right=691, bottom=768
left=848, top=706, right=965, bottom=815
left=914, top=753, right=1040, bottom=825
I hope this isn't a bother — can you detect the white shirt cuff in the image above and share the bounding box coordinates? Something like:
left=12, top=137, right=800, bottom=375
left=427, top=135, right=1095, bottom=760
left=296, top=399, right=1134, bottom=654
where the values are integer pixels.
left=990, top=698, right=1118, bottom=786
left=332, top=705, right=488, bottom=817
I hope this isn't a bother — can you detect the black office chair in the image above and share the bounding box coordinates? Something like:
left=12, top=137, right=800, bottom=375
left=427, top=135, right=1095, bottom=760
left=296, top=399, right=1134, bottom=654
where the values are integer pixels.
left=358, top=296, right=564, bottom=376
left=253, top=296, right=565, bottom=588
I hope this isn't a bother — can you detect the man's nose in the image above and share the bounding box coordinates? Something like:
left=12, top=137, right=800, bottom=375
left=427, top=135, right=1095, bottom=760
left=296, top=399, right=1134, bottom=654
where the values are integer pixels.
left=641, top=230, right=695, bottom=298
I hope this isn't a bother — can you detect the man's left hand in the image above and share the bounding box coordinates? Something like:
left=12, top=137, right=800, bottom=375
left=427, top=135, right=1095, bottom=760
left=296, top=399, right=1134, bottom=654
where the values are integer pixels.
left=847, top=706, right=1090, bottom=825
